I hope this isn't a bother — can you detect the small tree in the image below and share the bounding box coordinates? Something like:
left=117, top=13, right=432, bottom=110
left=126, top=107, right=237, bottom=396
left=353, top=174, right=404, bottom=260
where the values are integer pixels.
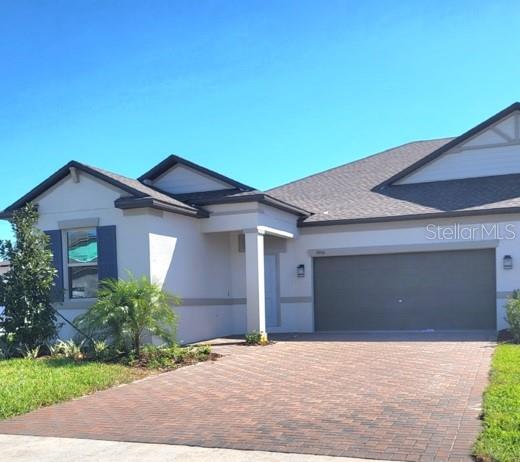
left=0, top=204, right=58, bottom=352
left=506, top=290, right=520, bottom=343
left=75, top=275, right=178, bottom=356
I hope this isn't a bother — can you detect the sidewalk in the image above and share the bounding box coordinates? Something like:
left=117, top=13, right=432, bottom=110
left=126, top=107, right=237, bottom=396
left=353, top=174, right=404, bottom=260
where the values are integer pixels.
left=0, top=434, right=397, bottom=462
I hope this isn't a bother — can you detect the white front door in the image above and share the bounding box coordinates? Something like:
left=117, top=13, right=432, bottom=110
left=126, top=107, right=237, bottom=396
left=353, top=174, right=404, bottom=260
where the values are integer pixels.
left=264, top=254, right=280, bottom=328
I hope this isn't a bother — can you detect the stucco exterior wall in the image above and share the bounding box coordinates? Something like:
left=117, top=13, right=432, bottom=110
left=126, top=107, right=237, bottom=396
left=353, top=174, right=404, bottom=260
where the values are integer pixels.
left=34, top=172, right=241, bottom=343
left=278, top=214, right=520, bottom=333
left=152, top=164, right=231, bottom=194
left=0, top=262, right=10, bottom=276
left=31, top=169, right=518, bottom=342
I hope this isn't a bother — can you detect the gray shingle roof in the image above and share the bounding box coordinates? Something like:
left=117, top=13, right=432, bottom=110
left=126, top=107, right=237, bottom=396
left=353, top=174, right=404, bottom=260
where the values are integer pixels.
left=82, top=163, right=197, bottom=211
left=6, top=127, right=520, bottom=224
left=171, top=188, right=310, bottom=216
left=268, top=138, right=520, bottom=225
left=0, top=161, right=203, bottom=218
left=170, top=188, right=258, bottom=205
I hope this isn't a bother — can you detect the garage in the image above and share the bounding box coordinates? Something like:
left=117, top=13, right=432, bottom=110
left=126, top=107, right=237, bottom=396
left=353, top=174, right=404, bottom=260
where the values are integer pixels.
left=313, top=248, right=496, bottom=331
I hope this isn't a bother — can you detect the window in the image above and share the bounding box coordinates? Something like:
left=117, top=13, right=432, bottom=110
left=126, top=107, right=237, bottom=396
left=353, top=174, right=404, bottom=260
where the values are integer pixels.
left=67, top=229, right=98, bottom=299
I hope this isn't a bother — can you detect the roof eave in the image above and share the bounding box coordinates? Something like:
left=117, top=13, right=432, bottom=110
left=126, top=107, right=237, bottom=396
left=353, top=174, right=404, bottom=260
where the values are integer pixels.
left=299, top=206, right=520, bottom=227
left=114, top=197, right=209, bottom=218
left=2, top=161, right=148, bottom=215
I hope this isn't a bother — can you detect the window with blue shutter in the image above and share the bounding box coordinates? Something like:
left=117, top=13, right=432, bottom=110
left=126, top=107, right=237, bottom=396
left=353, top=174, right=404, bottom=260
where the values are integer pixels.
left=66, top=228, right=99, bottom=298
left=48, top=225, right=117, bottom=300
left=97, top=225, right=118, bottom=281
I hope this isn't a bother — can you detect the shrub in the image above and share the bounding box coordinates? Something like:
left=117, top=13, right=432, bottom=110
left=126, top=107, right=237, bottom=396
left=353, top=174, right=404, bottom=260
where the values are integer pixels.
left=22, top=345, right=41, bottom=360
left=131, top=344, right=212, bottom=369
left=75, top=275, right=179, bottom=357
left=0, top=333, right=16, bottom=359
left=245, top=331, right=262, bottom=345
left=506, top=290, right=520, bottom=343
left=91, top=340, right=115, bottom=361
left=195, top=344, right=211, bottom=359
left=49, top=339, right=85, bottom=361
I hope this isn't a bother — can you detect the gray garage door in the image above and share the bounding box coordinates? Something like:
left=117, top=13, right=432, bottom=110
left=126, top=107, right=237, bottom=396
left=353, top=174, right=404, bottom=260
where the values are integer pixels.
left=314, top=249, right=496, bottom=331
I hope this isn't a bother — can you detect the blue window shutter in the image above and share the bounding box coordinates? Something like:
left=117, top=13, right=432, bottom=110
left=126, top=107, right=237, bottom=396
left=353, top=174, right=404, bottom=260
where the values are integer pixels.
left=97, top=225, right=118, bottom=281
left=44, top=230, right=64, bottom=302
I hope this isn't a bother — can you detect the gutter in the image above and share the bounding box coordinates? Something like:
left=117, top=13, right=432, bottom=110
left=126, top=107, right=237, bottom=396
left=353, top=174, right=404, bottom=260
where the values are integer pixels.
left=114, top=197, right=209, bottom=218
left=299, top=206, right=520, bottom=227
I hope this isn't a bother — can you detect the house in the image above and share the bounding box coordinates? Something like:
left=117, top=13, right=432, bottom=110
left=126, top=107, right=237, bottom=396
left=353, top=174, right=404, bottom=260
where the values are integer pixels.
left=2, top=103, right=520, bottom=342
left=0, top=261, right=10, bottom=276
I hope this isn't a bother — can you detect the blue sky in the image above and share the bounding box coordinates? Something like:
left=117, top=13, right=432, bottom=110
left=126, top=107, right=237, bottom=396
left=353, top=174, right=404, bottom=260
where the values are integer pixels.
left=1, top=0, right=520, bottom=240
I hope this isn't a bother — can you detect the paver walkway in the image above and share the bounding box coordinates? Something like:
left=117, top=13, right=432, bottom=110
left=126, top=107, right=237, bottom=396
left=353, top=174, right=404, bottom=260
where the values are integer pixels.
left=0, top=331, right=495, bottom=462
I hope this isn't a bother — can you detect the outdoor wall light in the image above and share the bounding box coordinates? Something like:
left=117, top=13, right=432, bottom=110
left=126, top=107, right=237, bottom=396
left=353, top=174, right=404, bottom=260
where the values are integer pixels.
left=297, top=264, right=305, bottom=277
left=504, top=255, right=513, bottom=270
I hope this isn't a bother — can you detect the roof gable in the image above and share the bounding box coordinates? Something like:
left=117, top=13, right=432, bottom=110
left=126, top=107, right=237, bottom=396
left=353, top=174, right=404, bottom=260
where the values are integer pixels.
left=152, top=164, right=235, bottom=194
left=378, top=102, right=520, bottom=187
left=1, top=161, right=205, bottom=219
left=139, top=154, right=252, bottom=193
left=268, top=136, right=520, bottom=226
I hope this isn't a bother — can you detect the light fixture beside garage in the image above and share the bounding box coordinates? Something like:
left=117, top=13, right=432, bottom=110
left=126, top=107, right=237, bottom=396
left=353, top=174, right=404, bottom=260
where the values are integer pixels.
left=297, top=264, right=305, bottom=277
left=503, top=255, right=513, bottom=270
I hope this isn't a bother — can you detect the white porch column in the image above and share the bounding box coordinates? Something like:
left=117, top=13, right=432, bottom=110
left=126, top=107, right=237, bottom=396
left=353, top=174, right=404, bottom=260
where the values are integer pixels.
left=244, top=228, right=267, bottom=334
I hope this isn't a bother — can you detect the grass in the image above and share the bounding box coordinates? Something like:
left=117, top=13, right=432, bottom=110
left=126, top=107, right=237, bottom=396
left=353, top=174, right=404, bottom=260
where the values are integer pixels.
left=0, top=357, right=147, bottom=420
left=474, top=344, right=520, bottom=462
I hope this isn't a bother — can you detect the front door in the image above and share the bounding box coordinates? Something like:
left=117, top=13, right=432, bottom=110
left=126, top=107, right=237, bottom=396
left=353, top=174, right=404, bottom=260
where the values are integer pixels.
left=264, top=254, right=280, bottom=328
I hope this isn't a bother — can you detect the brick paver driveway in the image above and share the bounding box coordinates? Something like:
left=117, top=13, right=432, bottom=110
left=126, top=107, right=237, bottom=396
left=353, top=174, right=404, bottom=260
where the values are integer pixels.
left=0, top=332, right=494, bottom=462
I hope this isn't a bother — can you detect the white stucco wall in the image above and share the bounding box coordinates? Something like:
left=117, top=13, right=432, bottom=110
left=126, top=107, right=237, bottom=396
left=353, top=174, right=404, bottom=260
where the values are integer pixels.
left=201, top=202, right=299, bottom=236
left=152, top=164, right=232, bottom=194
left=34, top=171, right=242, bottom=343
left=276, top=214, right=520, bottom=333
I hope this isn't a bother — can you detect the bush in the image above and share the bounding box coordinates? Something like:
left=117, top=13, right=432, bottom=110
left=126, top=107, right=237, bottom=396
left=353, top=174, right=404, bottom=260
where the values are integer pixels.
left=245, top=331, right=262, bottom=345
left=22, top=346, right=41, bottom=360
left=49, top=339, right=85, bottom=361
left=0, top=333, right=16, bottom=359
left=130, top=344, right=212, bottom=369
left=91, top=340, right=116, bottom=362
left=506, top=290, right=520, bottom=343
left=75, top=275, right=178, bottom=357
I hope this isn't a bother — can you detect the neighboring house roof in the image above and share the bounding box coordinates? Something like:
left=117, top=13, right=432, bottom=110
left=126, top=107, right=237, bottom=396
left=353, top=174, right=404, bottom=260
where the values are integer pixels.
left=138, top=154, right=253, bottom=190
left=0, top=161, right=207, bottom=219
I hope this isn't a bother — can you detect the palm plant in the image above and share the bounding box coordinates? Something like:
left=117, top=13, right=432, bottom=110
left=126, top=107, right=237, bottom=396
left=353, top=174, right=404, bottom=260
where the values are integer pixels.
left=75, top=275, right=178, bottom=356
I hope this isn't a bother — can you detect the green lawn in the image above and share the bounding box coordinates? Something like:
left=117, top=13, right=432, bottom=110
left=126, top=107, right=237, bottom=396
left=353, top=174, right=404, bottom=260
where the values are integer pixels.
left=0, top=358, right=147, bottom=420
left=474, top=344, right=520, bottom=462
